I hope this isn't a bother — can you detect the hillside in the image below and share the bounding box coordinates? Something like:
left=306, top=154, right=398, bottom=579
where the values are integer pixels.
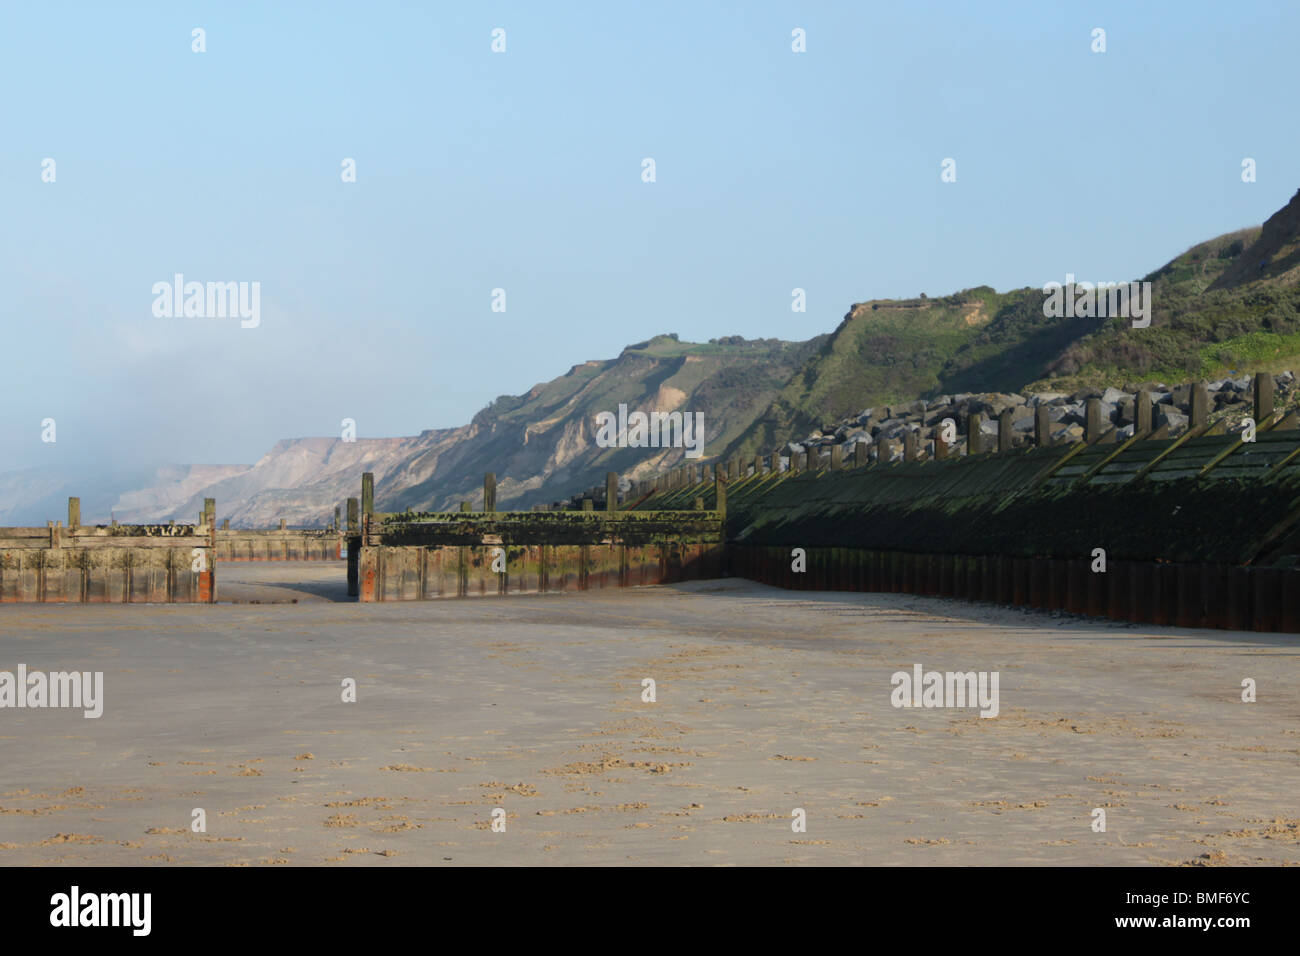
left=1209, top=187, right=1300, bottom=291
left=104, top=190, right=1300, bottom=527
left=1039, top=215, right=1300, bottom=393
left=112, top=334, right=821, bottom=526
left=721, top=190, right=1300, bottom=460
left=724, top=285, right=1105, bottom=459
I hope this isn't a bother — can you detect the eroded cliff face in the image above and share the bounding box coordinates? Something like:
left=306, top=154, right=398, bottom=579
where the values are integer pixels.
left=1209, top=187, right=1300, bottom=291
left=112, top=431, right=463, bottom=528
left=111, top=335, right=815, bottom=527
left=113, top=464, right=254, bottom=522
left=106, top=188, right=1300, bottom=530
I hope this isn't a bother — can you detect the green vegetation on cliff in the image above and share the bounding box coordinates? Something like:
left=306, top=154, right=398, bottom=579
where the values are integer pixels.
left=721, top=190, right=1300, bottom=461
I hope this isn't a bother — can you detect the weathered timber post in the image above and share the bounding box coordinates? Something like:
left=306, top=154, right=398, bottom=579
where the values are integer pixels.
left=361, top=473, right=375, bottom=517
left=1191, top=383, right=1209, bottom=428
left=605, top=472, right=618, bottom=512
left=934, top=427, right=949, bottom=459
left=968, top=412, right=984, bottom=456
left=279, top=518, right=287, bottom=531
left=1085, top=399, right=1103, bottom=442
left=998, top=409, right=1014, bottom=453
left=206, top=500, right=217, bottom=599
left=770, top=451, right=782, bottom=474
left=222, top=519, right=230, bottom=531
left=754, top=455, right=764, bottom=476
left=1035, top=405, right=1051, bottom=447
left=459, top=501, right=470, bottom=513
left=807, top=448, right=821, bottom=471
left=361, top=473, right=375, bottom=550
left=334, top=505, right=341, bottom=532
left=693, top=496, right=703, bottom=510
left=484, top=473, right=497, bottom=512
left=855, top=442, right=869, bottom=467
left=347, top=499, right=358, bottom=532
left=1255, top=370, right=1274, bottom=422
left=581, top=498, right=594, bottom=512
left=727, top=459, right=738, bottom=480
left=714, top=472, right=727, bottom=516
left=1135, top=390, right=1152, bottom=434
left=68, top=497, right=80, bottom=529
left=904, top=430, right=918, bottom=462
left=831, top=445, right=843, bottom=469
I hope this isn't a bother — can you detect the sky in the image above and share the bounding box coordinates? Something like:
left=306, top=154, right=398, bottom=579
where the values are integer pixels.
left=2, top=0, right=1298, bottom=478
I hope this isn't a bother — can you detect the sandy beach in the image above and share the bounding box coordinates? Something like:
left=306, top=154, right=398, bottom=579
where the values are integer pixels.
left=1, top=564, right=1296, bottom=866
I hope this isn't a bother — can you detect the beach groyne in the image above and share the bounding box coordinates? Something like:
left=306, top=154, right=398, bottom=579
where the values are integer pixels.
left=347, top=472, right=723, bottom=602
left=0, top=498, right=215, bottom=603
left=0, top=499, right=343, bottom=603
left=215, top=522, right=342, bottom=562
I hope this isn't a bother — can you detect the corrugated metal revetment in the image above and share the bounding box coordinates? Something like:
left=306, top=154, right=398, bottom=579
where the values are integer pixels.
left=631, top=418, right=1300, bottom=632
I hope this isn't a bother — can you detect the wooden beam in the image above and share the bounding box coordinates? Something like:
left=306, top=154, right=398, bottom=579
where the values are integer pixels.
left=1132, top=422, right=1211, bottom=481
left=1077, top=427, right=1150, bottom=483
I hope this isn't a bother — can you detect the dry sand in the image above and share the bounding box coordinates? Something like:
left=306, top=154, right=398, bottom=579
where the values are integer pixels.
left=1, top=563, right=1297, bottom=866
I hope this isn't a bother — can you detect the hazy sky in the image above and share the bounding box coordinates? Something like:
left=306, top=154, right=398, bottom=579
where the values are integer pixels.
left=3, top=0, right=1297, bottom=475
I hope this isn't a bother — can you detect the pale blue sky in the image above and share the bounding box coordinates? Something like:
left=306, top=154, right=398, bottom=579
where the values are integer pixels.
left=2, top=0, right=1296, bottom=476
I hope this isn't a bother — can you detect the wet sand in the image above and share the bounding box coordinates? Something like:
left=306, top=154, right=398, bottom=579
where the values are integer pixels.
left=1, top=566, right=1297, bottom=866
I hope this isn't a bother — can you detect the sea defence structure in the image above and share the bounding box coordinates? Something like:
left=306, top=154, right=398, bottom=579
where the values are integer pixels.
left=0, top=498, right=344, bottom=603
left=8, top=373, right=1300, bottom=628
left=0, top=497, right=215, bottom=603
left=633, top=374, right=1300, bottom=632
left=347, top=472, right=724, bottom=601
left=215, top=519, right=343, bottom=561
